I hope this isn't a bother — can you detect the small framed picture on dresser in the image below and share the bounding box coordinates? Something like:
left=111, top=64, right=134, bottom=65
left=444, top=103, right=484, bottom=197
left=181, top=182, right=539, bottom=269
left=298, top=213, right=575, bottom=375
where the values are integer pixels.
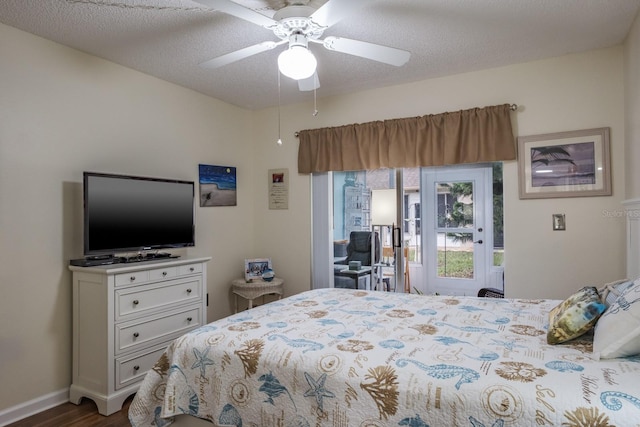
left=244, top=258, right=272, bottom=281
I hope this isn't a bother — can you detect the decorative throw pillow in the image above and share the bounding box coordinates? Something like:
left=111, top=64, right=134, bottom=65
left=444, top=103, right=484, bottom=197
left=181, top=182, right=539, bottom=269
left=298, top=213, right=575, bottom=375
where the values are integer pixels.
left=547, top=286, right=606, bottom=345
left=593, top=280, right=640, bottom=359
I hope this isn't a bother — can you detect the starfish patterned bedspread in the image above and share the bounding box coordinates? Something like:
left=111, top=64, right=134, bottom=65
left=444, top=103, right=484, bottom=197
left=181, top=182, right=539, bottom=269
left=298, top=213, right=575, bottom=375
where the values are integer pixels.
left=129, top=288, right=640, bottom=427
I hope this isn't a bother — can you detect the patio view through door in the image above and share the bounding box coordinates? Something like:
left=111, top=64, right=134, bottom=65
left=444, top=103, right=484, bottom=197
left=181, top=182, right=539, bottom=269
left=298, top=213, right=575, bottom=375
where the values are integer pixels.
left=422, top=166, right=493, bottom=296
left=332, top=169, right=418, bottom=292
left=325, top=165, right=501, bottom=295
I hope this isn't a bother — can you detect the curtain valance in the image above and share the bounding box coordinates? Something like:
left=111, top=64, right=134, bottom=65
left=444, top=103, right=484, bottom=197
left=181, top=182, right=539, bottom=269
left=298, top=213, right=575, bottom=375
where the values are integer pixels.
left=297, top=104, right=516, bottom=173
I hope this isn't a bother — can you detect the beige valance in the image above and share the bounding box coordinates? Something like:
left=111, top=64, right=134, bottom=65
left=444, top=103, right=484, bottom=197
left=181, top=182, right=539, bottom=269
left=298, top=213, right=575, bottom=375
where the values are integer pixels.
left=297, top=104, right=516, bottom=173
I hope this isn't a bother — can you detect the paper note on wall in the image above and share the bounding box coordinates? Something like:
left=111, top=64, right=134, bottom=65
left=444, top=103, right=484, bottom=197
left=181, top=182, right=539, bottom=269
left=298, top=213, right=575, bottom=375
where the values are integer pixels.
left=269, top=168, right=289, bottom=210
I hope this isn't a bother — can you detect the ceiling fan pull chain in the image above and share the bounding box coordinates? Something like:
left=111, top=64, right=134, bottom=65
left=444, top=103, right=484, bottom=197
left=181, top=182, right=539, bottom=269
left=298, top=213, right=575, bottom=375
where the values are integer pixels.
left=313, top=85, right=318, bottom=117
left=277, top=69, right=283, bottom=146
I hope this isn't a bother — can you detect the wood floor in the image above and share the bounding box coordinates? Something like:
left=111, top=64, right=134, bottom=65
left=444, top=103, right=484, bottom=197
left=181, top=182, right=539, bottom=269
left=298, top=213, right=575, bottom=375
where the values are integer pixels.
left=6, top=396, right=133, bottom=427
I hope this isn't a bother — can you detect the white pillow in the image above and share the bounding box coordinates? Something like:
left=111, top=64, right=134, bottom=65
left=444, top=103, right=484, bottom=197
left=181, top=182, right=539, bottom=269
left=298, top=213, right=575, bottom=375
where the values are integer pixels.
left=593, top=280, right=640, bottom=359
left=599, top=279, right=635, bottom=306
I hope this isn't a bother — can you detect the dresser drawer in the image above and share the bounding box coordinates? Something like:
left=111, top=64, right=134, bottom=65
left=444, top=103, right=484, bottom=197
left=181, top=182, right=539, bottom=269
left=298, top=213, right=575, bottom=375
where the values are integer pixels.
left=177, top=263, right=202, bottom=276
left=115, top=306, right=201, bottom=355
left=114, top=270, right=149, bottom=287
left=115, top=345, right=167, bottom=390
left=149, top=266, right=178, bottom=281
left=116, top=277, right=201, bottom=320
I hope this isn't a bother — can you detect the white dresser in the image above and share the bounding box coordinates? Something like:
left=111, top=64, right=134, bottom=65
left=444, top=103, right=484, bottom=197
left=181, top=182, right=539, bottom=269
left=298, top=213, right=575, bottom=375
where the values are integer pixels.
left=68, top=256, right=211, bottom=415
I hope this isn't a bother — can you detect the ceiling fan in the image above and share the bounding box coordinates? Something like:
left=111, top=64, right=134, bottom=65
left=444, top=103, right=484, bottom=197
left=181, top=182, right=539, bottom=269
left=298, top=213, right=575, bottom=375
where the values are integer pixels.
left=193, top=0, right=411, bottom=91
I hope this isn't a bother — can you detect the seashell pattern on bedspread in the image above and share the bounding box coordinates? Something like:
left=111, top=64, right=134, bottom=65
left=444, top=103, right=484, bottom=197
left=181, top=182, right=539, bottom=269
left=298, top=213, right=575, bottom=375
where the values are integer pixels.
left=128, top=288, right=640, bottom=427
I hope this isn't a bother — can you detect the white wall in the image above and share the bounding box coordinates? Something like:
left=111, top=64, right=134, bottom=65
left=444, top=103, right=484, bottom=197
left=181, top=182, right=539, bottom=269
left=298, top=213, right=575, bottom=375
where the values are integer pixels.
left=0, top=23, right=255, bottom=411
left=253, top=47, right=627, bottom=300
left=502, top=50, right=626, bottom=298
left=626, top=11, right=640, bottom=199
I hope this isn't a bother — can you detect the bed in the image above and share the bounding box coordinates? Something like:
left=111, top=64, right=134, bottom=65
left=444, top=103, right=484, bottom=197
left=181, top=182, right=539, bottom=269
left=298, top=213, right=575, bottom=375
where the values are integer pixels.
left=129, top=287, right=640, bottom=427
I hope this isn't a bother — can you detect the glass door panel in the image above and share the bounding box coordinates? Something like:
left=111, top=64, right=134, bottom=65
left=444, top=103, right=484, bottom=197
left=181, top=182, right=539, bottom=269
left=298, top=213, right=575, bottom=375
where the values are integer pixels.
left=333, top=168, right=422, bottom=292
left=437, top=231, right=474, bottom=278
left=423, top=167, right=491, bottom=296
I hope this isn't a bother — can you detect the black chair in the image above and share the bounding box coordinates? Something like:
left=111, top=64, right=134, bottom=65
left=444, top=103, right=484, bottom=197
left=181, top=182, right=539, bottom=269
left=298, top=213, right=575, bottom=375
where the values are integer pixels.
left=334, top=231, right=380, bottom=289
left=478, top=287, right=504, bottom=298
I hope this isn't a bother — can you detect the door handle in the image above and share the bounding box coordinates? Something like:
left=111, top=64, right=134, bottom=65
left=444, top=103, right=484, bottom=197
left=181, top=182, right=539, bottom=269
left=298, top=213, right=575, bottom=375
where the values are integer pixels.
left=393, top=226, right=402, bottom=248
left=474, top=240, right=483, bottom=244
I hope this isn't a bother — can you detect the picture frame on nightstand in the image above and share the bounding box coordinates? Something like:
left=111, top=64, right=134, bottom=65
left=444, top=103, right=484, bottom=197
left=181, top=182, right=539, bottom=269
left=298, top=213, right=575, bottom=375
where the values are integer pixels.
left=244, top=258, right=272, bottom=281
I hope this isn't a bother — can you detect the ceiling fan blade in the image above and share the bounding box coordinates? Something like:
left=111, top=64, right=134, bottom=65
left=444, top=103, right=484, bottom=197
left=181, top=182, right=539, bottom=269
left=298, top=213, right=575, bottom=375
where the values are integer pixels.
left=322, top=36, right=411, bottom=66
left=298, top=73, right=320, bottom=91
left=199, top=41, right=285, bottom=69
left=192, top=0, right=276, bottom=28
left=309, top=0, right=369, bottom=28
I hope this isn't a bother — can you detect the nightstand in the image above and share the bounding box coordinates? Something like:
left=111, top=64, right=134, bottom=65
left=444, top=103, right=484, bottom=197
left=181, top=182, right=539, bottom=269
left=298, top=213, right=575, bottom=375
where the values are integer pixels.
left=231, top=277, right=284, bottom=312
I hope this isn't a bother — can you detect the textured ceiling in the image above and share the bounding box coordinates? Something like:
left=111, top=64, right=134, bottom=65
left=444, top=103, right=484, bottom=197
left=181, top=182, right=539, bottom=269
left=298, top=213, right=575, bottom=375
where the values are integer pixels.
left=1, top=0, right=639, bottom=110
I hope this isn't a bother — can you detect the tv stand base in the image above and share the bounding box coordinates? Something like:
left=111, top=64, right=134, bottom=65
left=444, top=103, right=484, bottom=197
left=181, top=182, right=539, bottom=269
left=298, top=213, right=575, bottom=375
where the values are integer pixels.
left=70, top=253, right=180, bottom=267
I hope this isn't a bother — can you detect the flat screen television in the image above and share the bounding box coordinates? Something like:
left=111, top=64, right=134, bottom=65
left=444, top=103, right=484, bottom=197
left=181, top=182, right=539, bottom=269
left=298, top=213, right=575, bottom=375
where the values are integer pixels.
left=83, top=172, right=195, bottom=257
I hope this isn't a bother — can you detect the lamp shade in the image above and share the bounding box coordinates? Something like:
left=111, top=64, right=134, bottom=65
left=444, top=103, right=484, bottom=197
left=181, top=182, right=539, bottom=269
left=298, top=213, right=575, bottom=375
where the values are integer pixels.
left=371, top=189, right=397, bottom=225
left=278, top=46, right=317, bottom=80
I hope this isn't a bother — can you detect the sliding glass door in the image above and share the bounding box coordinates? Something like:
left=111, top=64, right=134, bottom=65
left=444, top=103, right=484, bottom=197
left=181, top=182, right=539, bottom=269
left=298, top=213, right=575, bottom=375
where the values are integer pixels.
left=330, top=168, right=418, bottom=292
left=314, top=164, right=501, bottom=296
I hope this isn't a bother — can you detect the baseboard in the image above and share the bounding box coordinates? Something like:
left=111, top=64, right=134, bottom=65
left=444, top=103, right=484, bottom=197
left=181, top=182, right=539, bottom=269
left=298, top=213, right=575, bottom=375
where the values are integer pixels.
left=0, top=388, right=69, bottom=426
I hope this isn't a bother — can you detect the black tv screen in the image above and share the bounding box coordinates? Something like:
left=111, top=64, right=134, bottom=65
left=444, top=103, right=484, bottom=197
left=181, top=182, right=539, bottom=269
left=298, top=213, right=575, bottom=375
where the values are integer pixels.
left=83, top=172, right=195, bottom=256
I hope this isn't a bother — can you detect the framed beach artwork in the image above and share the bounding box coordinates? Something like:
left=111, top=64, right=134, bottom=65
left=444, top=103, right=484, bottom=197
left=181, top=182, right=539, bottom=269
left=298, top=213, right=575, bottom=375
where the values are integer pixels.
left=517, top=127, right=611, bottom=199
left=199, top=164, right=237, bottom=207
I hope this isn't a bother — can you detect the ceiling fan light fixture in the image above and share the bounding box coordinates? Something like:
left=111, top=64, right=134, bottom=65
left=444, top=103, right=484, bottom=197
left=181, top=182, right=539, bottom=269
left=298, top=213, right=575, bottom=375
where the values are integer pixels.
left=278, top=35, right=317, bottom=80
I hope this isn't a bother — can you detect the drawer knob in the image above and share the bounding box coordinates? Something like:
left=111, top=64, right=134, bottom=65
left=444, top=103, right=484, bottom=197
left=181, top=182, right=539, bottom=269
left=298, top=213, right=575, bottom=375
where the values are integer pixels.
left=133, top=365, right=140, bottom=371
left=189, top=267, right=195, bottom=272
left=186, top=288, right=192, bottom=294
left=162, top=271, right=167, bottom=276
left=133, top=300, right=139, bottom=305
left=130, top=276, right=136, bottom=281
left=133, top=332, right=139, bottom=338
left=187, top=317, right=193, bottom=322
